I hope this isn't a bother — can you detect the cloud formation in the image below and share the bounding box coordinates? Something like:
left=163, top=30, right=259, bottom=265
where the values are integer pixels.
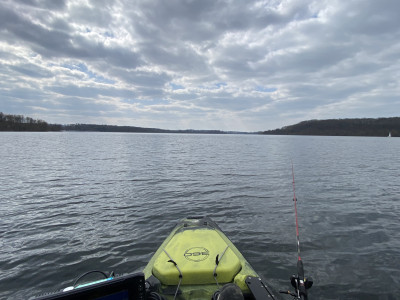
left=1, top=0, right=399, bottom=131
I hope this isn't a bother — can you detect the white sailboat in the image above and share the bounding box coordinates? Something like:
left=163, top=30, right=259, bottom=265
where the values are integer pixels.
left=388, top=132, right=391, bottom=137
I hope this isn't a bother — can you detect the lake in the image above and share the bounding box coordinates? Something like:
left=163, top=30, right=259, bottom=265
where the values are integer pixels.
left=0, top=132, right=399, bottom=299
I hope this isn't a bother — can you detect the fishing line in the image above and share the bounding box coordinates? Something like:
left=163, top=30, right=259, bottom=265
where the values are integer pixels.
left=292, top=161, right=301, bottom=262
left=279, top=162, right=313, bottom=300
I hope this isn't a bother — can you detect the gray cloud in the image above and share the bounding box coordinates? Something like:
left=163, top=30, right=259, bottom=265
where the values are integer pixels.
left=0, top=3, right=141, bottom=68
left=12, top=0, right=66, bottom=10
left=0, top=0, right=399, bottom=131
left=9, top=63, right=53, bottom=78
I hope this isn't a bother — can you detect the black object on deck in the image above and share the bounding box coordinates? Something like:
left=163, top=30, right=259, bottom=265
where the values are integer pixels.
left=34, top=272, right=145, bottom=300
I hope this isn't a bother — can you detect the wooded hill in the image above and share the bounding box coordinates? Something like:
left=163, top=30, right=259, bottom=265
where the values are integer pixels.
left=0, top=112, right=61, bottom=131
left=63, top=123, right=226, bottom=134
left=0, top=112, right=226, bottom=134
left=262, top=118, right=399, bottom=137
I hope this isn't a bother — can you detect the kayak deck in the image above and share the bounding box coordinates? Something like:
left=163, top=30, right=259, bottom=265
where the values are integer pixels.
left=153, top=228, right=242, bottom=285
left=143, top=216, right=275, bottom=299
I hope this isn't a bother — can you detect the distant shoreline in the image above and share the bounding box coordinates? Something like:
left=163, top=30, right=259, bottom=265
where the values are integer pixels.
left=0, top=112, right=61, bottom=132
left=261, top=117, right=399, bottom=137
left=1, top=112, right=398, bottom=137
left=0, top=113, right=246, bottom=134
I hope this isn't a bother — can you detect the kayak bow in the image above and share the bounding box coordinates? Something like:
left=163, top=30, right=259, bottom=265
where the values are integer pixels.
left=35, top=215, right=309, bottom=300
left=143, top=216, right=280, bottom=300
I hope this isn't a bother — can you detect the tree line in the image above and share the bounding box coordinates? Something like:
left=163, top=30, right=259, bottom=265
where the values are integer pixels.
left=63, top=123, right=226, bottom=134
left=262, top=118, right=399, bottom=137
left=0, top=112, right=61, bottom=131
left=63, top=123, right=169, bottom=133
left=2, top=112, right=399, bottom=136
left=0, top=113, right=226, bottom=134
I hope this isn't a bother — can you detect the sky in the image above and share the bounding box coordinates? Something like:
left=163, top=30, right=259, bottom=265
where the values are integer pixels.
left=0, top=0, right=399, bottom=131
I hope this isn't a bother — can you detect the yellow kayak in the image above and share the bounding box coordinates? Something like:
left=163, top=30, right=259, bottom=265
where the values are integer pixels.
left=143, top=216, right=279, bottom=300
left=34, top=217, right=282, bottom=300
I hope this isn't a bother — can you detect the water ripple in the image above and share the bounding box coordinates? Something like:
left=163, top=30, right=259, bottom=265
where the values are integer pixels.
left=0, top=133, right=399, bottom=299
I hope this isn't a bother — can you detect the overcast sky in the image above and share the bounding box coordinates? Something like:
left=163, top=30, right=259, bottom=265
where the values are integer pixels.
left=0, top=0, right=399, bottom=131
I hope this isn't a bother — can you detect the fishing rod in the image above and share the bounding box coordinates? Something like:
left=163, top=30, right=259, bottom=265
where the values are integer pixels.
left=280, top=163, right=313, bottom=299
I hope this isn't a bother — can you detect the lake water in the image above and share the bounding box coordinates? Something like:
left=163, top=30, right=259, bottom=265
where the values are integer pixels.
left=0, top=132, right=399, bottom=299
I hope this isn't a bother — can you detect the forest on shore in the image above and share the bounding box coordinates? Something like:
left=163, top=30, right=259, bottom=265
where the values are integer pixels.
left=262, top=118, right=399, bottom=137
left=0, top=112, right=61, bottom=131
left=1, top=112, right=399, bottom=137
left=0, top=112, right=225, bottom=134
left=63, top=123, right=226, bottom=134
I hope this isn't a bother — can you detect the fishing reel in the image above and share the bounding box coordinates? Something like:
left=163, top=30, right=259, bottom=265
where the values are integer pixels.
left=279, top=274, right=313, bottom=299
